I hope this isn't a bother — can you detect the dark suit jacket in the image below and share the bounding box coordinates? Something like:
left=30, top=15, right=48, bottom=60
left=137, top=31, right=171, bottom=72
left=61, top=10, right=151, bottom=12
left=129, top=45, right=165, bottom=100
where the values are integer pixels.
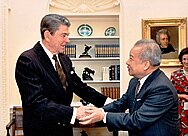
left=15, top=41, right=107, bottom=136
left=103, top=69, right=179, bottom=136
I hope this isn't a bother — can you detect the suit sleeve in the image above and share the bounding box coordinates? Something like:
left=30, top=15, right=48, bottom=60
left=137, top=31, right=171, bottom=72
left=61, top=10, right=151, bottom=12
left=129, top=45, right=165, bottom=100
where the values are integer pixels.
left=104, top=86, right=176, bottom=132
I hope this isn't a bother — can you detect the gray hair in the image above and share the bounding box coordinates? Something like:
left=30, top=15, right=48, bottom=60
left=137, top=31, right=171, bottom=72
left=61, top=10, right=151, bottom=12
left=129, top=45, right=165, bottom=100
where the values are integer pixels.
left=156, top=29, right=171, bottom=44
left=134, top=39, right=162, bottom=66
left=40, top=14, right=71, bottom=39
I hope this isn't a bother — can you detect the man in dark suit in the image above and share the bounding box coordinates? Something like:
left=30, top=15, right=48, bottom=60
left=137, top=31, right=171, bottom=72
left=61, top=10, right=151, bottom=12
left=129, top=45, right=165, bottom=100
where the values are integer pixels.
left=79, top=39, right=180, bottom=136
left=15, top=14, right=110, bottom=136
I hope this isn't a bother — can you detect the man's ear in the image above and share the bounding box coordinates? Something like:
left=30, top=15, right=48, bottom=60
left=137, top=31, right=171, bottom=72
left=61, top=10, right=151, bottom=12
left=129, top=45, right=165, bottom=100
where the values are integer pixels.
left=44, top=31, right=51, bottom=42
left=144, top=61, right=150, bottom=70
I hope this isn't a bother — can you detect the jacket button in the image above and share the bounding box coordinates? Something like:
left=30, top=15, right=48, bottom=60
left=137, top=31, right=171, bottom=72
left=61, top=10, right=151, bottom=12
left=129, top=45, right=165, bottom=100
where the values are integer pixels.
left=62, top=124, right=65, bottom=126
left=58, top=122, right=61, bottom=125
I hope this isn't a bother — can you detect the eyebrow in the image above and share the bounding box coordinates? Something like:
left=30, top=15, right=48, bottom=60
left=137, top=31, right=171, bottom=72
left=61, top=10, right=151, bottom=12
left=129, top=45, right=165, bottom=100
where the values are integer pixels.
left=130, top=54, right=134, bottom=58
left=161, top=38, right=169, bottom=40
left=62, top=33, right=70, bottom=36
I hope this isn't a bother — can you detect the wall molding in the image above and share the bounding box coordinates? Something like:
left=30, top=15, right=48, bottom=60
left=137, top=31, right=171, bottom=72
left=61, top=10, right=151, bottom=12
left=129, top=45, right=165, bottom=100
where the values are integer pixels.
left=49, top=0, right=120, bottom=13
left=0, top=0, right=9, bottom=136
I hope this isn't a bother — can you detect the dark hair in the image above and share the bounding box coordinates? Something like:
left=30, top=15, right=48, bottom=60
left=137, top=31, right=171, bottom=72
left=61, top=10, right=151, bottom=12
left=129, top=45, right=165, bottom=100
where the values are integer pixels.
left=178, top=47, right=188, bottom=64
left=40, top=14, right=71, bottom=39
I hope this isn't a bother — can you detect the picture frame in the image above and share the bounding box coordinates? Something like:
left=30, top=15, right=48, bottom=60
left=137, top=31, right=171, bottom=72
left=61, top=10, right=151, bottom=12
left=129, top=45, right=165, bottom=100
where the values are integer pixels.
left=142, top=17, right=187, bottom=66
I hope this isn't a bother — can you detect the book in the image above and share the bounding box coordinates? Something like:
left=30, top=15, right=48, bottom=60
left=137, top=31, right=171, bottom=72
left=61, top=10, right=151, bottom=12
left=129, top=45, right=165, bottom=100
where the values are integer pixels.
left=101, top=87, right=120, bottom=99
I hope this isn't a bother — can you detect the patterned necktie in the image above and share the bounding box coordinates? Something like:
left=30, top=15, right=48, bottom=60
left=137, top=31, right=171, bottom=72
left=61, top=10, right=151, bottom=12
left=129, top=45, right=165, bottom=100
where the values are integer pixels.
left=52, top=55, right=67, bottom=91
left=135, top=81, right=140, bottom=95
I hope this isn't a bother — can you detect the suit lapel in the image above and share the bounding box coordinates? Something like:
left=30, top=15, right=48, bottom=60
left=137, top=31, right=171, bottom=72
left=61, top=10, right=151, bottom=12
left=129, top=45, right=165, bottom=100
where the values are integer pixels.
left=137, top=68, right=161, bottom=97
left=33, top=42, right=64, bottom=90
left=131, top=69, right=161, bottom=112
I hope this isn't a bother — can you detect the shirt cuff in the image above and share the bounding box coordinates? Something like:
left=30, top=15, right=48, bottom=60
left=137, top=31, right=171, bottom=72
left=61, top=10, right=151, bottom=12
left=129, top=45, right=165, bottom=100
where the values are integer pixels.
left=104, top=97, right=114, bottom=105
left=99, top=108, right=107, bottom=123
left=103, top=112, right=107, bottom=123
left=70, top=107, right=77, bottom=124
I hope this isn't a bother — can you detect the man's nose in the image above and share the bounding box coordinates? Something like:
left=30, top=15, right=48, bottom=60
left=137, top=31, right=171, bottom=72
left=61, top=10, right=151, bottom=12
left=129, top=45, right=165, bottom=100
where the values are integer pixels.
left=66, top=37, right=70, bottom=43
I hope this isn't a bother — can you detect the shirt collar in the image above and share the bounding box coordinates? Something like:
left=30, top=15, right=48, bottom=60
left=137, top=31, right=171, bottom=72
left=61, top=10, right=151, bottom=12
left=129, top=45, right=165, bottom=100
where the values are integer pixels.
left=40, top=41, right=56, bottom=68
left=40, top=41, right=54, bottom=59
left=138, top=73, right=151, bottom=91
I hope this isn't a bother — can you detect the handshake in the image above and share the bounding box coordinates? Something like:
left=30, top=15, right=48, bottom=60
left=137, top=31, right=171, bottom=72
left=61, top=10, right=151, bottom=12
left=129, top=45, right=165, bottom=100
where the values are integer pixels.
left=76, top=106, right=105, bottom=125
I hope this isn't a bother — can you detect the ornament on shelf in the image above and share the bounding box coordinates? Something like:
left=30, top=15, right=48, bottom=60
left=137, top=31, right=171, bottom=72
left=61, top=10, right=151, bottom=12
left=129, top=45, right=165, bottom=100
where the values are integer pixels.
left=77, top=24, right=93, bottom=36
left=79, top=44, right=92, bottom=58
left=82, top=67, right=95, bottom=80
left=105, top=27, right=116, bottom=36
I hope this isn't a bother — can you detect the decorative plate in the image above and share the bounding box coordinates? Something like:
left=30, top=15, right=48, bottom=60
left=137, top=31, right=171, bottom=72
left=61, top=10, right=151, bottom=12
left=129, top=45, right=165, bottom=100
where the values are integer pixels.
left=77, top=24, right=93, bottom=36
left=105, top=27, right=116, bottom=36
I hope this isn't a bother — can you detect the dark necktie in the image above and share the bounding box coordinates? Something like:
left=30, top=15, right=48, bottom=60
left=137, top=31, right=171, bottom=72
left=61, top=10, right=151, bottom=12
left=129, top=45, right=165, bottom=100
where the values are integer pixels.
left=135, top=81, right=140, bottom=95
left=52, top=55, right=67, bottom=91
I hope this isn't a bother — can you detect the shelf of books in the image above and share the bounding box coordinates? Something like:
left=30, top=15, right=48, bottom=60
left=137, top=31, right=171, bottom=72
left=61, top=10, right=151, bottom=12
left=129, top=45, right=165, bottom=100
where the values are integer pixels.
left=101, top=87, right=120, bottom=99
left=64, top=43, right=119, bottom=59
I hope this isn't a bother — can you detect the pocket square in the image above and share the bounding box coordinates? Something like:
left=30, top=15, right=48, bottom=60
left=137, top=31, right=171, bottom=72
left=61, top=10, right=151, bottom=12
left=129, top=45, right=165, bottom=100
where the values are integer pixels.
left=137, top=98, right=141, bottom=101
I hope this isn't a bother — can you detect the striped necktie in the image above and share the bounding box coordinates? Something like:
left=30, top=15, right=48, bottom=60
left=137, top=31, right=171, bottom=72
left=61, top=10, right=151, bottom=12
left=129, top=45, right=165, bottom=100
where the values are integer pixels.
left=135, top=81, right=140, bottom=95
left=52, top=55, right=67, bottom=91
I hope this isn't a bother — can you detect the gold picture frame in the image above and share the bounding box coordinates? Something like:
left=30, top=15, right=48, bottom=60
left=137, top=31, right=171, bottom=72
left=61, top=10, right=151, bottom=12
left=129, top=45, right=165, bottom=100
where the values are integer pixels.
left=142, top=17, right=187, bottom=66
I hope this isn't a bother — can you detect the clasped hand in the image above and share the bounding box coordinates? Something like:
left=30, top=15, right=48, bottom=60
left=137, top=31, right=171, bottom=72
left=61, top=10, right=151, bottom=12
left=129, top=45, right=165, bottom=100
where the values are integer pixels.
left=76, top=106, right=105, bottom=125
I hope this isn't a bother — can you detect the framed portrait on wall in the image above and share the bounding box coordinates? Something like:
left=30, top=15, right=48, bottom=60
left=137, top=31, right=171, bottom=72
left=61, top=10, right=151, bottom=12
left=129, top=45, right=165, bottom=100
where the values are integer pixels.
left=142, top=17, right=187, bottom=66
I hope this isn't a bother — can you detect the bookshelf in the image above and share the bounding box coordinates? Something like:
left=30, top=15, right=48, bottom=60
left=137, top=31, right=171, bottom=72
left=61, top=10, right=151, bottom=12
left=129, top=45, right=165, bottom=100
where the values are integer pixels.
left=65, top=15, right=120, bottom=103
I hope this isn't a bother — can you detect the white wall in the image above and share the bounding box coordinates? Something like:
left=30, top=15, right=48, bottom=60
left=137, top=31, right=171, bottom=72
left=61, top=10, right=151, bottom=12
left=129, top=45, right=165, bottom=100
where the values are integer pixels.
left=8, top=0, right=49, bottom=106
